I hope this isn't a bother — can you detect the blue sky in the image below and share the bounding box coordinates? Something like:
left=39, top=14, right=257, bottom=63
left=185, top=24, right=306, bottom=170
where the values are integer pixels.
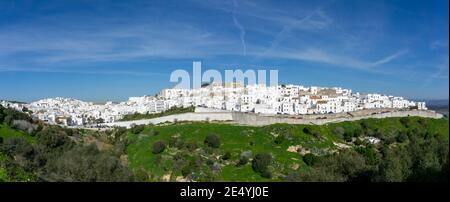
left=0, top=0, right=448, bottom=102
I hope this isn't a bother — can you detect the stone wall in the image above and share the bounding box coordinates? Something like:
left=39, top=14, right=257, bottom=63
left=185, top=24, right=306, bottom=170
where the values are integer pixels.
left=104, top=109, right=443, bottom=128
left=104, top=112, right=233, bottom=128
left=231, top=110, right=443, bottom=126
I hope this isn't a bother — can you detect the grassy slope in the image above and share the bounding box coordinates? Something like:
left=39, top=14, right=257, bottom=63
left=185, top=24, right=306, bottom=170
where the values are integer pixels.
left=0, top=124, right=36, bottom=182
left=126, top=117, right=449, bottom=182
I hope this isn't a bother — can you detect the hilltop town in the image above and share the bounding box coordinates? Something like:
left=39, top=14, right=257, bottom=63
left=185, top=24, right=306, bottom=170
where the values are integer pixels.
left=1, top=83, right=428, bottom=127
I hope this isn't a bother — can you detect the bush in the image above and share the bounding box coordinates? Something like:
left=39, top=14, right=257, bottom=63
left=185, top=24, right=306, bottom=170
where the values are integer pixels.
left=252, top=153, right=272, bottom=174
left=181, top=162, right=196, bottom=177
left=400, top=117, right=409, bottom=127
left=303, top=153, right=318, bottom=166
left=396, top=133, right=408, bottom=143
left=185, top=141, right=198, bottom=151
left=152, top=141, right=166, bottom=154
left=344, top=132, right=353, bottom=142
left=131, top=124, right=145, bottom=134
left=11, top=120, right=35, bottom=134
left=261, top=169, right=272, bottom=179
left=274, top=134, right=286, bottom=144
left=302, top=127, right=311, bottom=134
left=37, top=128, right=73, bottom=150
left=204, top=134, right=220, bottom=148
left=238, top=151, right=252, bottom=166
left=334, top=127, right=345, bottom=139
left=222, top=151, right=231, bottom=160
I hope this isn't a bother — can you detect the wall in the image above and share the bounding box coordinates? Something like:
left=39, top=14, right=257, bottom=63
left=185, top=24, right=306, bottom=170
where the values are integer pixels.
left=104, top=109, right=443, bottom=128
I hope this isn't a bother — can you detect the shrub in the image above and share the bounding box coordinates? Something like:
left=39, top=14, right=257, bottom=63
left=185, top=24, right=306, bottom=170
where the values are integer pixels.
left=238, top=151, right=252, bottom=166
left=261, top=169, right=272, bottom=178
left=185, top=141, right=198, bottom=151
left=334, top=127, right=345, bottom=139
left=400, top=117, right=409, bottom=127
left=37, top=128, right=73, bottom=150
left=344, top=132, right=353, bottom=142
left=252, top=153, right=272, bottom=174
left=181, top=162, right=195, bottom=177
left=302, top=127, right=311, bottom=134
left=274, top=134, right=286, bottom=144
left=396, top=133, right=408, bottom=143
left=204, top=134, right=220, bottom=148
left=303, top=153, right=318, bottom=166
left=152, top=141, right=166, bottom=154
left=131, top=124, right=145, bottom=134
left=222, top=151, right=231, bottom=160
left=12, top=120, right=35, bottom=134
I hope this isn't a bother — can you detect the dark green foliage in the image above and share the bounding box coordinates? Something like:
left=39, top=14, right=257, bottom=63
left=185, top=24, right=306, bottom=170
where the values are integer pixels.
left=222, top=151, right=231, bottom=160
left=274, top=135, right=285, bottom=144
left=303, top=153, right=318, bottom=166
left=396, top=132, right=408, bottom=143
left=261, top=169, right=272, bottom=178
left=343, top=132, right=353, bottom=142
left=302, top=127, right=311, bottom=134
left=36, top=127, right=73, bottom=150
left=185, top=141, right=198, bottom=151
left=42, top=144, right=134, bottom=182
left=400, top=117, right=409, bottom=127
left=0, top=107, right=32, bottom=126
left=204, top=134, right=220, bottom=148
left=238, top=151, right=252, bottom=166
left=252, top=153, right=272, bottom=174
left=152, top=141, right=166, bottom=154
left=334, top=127, right=345, bottom=139
left=1, top=137, right=35, bottom=159
left=298, top=150, right=369, bottom=182
left=355, top=145, right=380, bottom=166
left=130, top=124, right=145, bottom=134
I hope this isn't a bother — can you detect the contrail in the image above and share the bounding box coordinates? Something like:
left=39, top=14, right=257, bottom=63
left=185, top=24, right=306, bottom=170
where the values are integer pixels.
left=233, top=0, right=246, bottom=56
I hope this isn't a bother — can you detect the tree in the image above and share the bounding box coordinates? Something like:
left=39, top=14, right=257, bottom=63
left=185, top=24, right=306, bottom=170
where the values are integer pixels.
left=152, top=141, right=166, bottom=154
left=252, top=153, right=272, bottom=174
left=204, top=134, right=220, bottom=148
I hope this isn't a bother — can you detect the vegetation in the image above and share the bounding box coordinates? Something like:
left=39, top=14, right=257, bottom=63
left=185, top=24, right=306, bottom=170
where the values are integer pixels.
left=120, top=106, right=195, bottom=121
left=1, top=104, right=449, bottom=182
left=152, top=141, right=166, bottom=154
left=204, top=134, right=221, bottom=148
left=0, top=105, right=135, bottom=182
left=126, top=116, right=448, bottom=182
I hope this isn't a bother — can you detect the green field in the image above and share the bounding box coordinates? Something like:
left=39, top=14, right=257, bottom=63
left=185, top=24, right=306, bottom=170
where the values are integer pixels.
left=126, top=117, right=449, bottom=182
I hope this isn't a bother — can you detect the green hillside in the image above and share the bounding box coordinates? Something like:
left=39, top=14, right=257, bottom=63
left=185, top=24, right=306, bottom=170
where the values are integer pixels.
left=126, top=117, right=449, bottom=182
left=1, top=103, right=448, bottom=182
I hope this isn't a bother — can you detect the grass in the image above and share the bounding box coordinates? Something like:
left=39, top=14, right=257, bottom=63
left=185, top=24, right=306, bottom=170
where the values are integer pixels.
left=126, top=116, right=449, bottom=182
left=0, top=123, right=35, bottom=143
left=0, top=124, right=36, bottom=182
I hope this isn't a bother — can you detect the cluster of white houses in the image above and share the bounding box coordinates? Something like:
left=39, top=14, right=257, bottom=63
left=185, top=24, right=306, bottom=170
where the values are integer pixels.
left=1, top=83, right=427, bottom=126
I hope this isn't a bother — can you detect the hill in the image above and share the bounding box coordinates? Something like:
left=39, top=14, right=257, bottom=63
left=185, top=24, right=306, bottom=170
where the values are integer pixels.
left=126, top=116, right=449, bottom=182
left=1, top=104, right=449, bottom=182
